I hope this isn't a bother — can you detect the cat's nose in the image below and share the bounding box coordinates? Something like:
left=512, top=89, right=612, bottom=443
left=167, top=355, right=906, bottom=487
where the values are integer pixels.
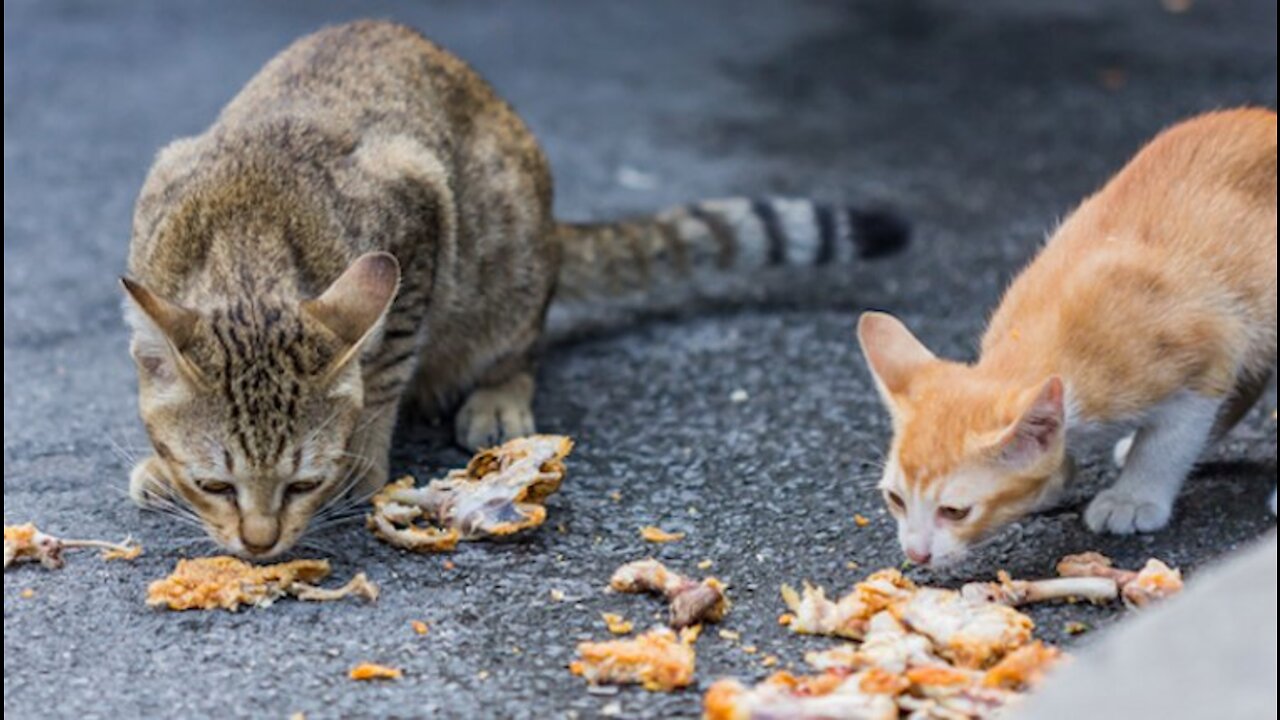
left=906, top=548, right=932, bottom=565
left=240, top=515, right=281, bottom=554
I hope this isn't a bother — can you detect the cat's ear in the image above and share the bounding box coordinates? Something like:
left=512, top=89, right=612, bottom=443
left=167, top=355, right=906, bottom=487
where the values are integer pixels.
left=303, top=252, right=401, bottom=370
left=120, top=278, right=205, bottom=386
left=857, top=312, right=937, bottom=411
left=986, top=377, right=1067, bottom=468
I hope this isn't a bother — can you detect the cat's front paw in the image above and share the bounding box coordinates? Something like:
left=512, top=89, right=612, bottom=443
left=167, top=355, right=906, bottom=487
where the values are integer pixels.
left=129, top=457, right=171, bottom=508
left=455, top=386, right=536, bottom=451
left=1085, top=488, right=1174, bottom=535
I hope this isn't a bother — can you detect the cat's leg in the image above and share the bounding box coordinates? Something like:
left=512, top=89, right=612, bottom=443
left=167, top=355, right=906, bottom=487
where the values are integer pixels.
left=1211, top=371, right=1273, bottom=441
left=1113, top=434, right=1136, bottom=469
left=1213, top=371, right=1274, bottom=516
left=129, top=456, right=171, bottom=507
left=455, top=365, right=537, bottom=451
left=1086, top=392, right=1222, bottom=535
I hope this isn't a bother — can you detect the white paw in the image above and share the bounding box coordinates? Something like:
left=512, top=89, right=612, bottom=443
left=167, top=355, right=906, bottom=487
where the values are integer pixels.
left=1085, top=488, right=1174, bottom=535
left=455, top=389, right=536, bottom=451
left=1113, top=434, right=1136, bottom=469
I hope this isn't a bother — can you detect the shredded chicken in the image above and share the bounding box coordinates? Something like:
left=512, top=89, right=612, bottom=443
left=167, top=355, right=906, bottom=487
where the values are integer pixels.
left=4, top=523, right=142, bottom=571
left=610, top=559, right=730, bottom=628
left=981, top=642, right=1064, bottom=691
left=781, top=570, right=917, bottom=640
left=368, top=435, right=573, bottom=553
left=807, top=612, right=942, bottom=674
left=146, top=557, right=378, bottom=611
left=714, top=567, right=1060, bottom=718
left=704, top=671, right=902, bottom=720
left=571, top=627, right=699, bottom=692
left=897, top=589, right=1035, bottom=670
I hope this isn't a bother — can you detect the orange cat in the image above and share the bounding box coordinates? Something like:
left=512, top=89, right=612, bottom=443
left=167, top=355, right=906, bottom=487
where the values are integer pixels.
left=858, top=109, right=1277, bottom=567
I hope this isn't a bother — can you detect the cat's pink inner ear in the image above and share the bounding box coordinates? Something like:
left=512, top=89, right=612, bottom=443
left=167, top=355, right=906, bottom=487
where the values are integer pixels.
left=996, top=377, right=1066, bottom=467
left=303, top=252, right=402, bottom=348
left=857, top=312, right=937, bottom=400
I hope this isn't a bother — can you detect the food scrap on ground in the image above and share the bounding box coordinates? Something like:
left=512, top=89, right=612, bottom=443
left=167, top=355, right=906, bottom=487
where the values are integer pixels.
left=780, top=569, right=917, bottom=640
left=710, top=567, right=1066, bottom=718
left=571, top=627, right=699, bottom=692
left=1057, top=553, right=1184, bottom=608
left=640, top=526, right=687, bottom=544
left=368, top=435, right=573, bottom=553
left=146, top=557, right=378, bottom=612
left=961, top=571, right=1119, bottom=607
left=610, top=559, right=730, bottom=628
left=349, top=664, right=403, bottom=682
left=705, top=670, right=901, bottom=720
left=4, top=523, right=142, bottom=571
left=411, top=621, right=430, bottom=636
left=603, top=613, right=635, bottom=636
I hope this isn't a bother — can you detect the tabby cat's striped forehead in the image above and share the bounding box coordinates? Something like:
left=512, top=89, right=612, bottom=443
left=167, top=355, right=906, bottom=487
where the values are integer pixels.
left=201, top=298, right=343, bottom=467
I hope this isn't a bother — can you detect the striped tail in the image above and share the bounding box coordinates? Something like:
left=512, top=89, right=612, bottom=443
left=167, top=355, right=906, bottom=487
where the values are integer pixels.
left=554, top=197, right=910, bottom=299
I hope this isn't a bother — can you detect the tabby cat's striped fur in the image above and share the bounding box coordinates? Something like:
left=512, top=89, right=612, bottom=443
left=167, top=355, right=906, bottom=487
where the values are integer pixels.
left=124, top=21, right=907, bottom=557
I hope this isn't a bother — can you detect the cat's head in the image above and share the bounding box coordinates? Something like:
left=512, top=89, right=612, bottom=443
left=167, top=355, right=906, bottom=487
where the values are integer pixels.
left=857, top=312, right=1070, bottom=567
left=122, top=253, right=400, bottom=559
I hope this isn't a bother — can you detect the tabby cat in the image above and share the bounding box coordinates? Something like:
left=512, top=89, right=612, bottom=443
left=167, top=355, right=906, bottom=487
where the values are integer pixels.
left=124, top=21, right=908, bottom=557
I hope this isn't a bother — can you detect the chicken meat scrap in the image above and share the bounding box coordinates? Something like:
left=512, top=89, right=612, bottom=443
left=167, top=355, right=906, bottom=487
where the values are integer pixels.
left=896, top=588, right=1035, bottom=670
left=610, top=559, right=730, bottom=628
left=4, top=523, right=141, bottom=571
left=960, top=571, right=1119, bottom=607
left=781, top=570, right=918, bottom=640
left=807, top=612, right=942, bottom=675
left=570, top=627, right=699, bottom=692
left=146, top=557, right=378, bottom=612
left=1057, top=552, right=1183, bottom=608
left=368, top=435, right=573, bottom=553
left=704, top=670, right=902, bottom=720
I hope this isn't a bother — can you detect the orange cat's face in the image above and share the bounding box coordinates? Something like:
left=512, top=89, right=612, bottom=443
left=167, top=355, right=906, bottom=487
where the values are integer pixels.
left=858, top=313, right=1071, bottom=567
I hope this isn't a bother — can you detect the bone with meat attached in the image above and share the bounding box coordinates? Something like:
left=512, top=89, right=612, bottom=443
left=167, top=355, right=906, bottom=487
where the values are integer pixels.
left=1057, top=553, right=1183, bottom=608
left=609, top=559, right=730, bottom=628
left=961, top=571, right=1119, bottom=607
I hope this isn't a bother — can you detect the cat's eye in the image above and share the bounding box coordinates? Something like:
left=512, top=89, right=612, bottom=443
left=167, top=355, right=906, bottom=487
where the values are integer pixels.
left=885, top=490, right=907, bottom=512
left=287, top=480, right=323, bottom=497
left=938, top=506, right=973, bottom=522
left=198, top=480, right=236, bottom=497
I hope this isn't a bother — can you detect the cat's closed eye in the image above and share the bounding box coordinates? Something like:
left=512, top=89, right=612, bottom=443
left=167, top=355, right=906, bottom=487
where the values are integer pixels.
left=938, top=506, right=973, bottom=522
left=286, top=480, right=324, bottom=498
left=196, top=480, right=236, bottom=497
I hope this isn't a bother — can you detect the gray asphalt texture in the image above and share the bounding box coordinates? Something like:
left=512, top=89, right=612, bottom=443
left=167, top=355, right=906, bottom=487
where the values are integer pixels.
left=4, top=1, right=1277, bottom=719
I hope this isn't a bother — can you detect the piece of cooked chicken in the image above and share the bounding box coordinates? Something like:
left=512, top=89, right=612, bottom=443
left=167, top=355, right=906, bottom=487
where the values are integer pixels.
left=960, top=571, right=1119, bottom=607
left=610, top=559, right=730, bottom=628
left=146, top=557, right=377, bottom=612
left=368, top=435, right=573, bottom=553
left=1056, top=553, right=1183, bottom=608
left=781, top=570, right=917, bottom=640
left=704, top=671, right=902, bottom=720
left=570, top=627, right=699, bottom=692
left=896, top=589, right=1035, bottom=670
left=4, top=523, right=141, bottom=571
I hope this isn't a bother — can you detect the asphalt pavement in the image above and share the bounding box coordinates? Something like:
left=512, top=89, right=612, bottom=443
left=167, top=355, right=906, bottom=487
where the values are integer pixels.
left=4, top=1, right=1277, bottom=718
